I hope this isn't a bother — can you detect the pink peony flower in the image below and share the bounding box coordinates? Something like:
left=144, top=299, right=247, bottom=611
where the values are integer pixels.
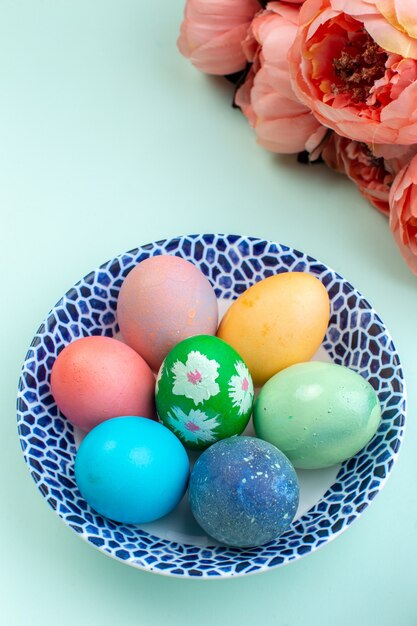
left=288, top=0, right=417, bottom=145
left=371, top=143, right=417, bottom=175
left=235, top=2, right=326, bottom=154
left=177, top=0, right=260, bottom=75
left=322, top=134, right=394, bottom=215
left=389, top=154, right=417, bottom=275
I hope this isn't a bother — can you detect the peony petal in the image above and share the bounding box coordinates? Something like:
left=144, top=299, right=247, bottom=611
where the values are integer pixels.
left=380, top=82, right=417, bottom=143
left=331, top=0, right=378, bottom=17
left=310, top=98, right=399, bottom=142
left=298, top=0, right=328, bottom=28
left=178, top=0, right=259, bottom=74
left=186, top=0, right=260, bottom=24
left=409, top=159, right=417, bottom=185
left=253, top=85, right=311, bottom=117
left=374, top=0, right=405, bottom=32
left=267, top=2, right=300, bottom=24
left=260, top=22, right=300, bottom=67
left=394, top=0, right=417, bottom=38
left=184, top=23, right=251, bottom=74
left=305, top=125, right=328, bottom=155
left=375, top=0, right=417, bottom=39
left=389, top=158, right=416, bottom=262
left=307, top=8, right=339, bottom=40
left=390, top=164, right=410, bottom=202
left=364, top=14, right=417, bottom=58
left=255, top=112, right=323, bottom=153
left=381, top=81, right=417, bottom=126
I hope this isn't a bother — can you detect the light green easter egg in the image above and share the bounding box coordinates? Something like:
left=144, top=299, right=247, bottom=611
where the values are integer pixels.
left=254, top=361, right=381, bottom=469
left=155, top=335, right=254, bottom=450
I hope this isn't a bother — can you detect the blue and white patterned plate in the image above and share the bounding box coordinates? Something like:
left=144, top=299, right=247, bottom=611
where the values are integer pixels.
left=16, top=234, right=406, bottom=578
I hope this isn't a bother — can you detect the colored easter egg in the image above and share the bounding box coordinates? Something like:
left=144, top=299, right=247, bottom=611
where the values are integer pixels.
left=254, top=361, right=382, bottom=469
left=51, top=336, right=155, bottom=431
left=189, top=436, right=299, bottom=547
left=217, top=272, right=330, bottom=386
left=117, top=255, right=218, bottom=371
left=75, top=416, right=190, bottom=524
left=155, top=335, right=254, bottom=450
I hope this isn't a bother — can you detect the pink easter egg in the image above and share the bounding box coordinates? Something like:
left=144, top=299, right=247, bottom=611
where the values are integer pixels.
left=116, top=255, right=218, bottom=370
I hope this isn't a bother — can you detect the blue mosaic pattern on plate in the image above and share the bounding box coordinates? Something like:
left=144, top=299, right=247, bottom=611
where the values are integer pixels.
left=16, top=234, right=406, bottom=578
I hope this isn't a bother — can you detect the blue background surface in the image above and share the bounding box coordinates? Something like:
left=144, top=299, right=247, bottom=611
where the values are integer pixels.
left=1, top=1, right=416, bottom=624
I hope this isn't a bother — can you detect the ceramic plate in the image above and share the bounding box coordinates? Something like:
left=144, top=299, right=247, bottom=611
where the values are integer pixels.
left=16, top=234, right=406, bottom=577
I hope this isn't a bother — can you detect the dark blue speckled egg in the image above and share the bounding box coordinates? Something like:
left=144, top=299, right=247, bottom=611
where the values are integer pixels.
left=189, top=436, right=299, bottom=547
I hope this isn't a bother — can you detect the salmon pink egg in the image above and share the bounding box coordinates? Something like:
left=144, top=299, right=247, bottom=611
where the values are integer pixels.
left=50, top=336, right=156, bottom=431
left=117, top=255, right=218, bottom=371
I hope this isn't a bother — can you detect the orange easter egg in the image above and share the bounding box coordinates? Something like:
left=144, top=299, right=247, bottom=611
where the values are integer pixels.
left=217, top=272, right=330, bottom=386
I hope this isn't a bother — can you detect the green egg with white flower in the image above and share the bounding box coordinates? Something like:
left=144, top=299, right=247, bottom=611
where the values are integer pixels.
left=155, top=335, right=254, bottom=450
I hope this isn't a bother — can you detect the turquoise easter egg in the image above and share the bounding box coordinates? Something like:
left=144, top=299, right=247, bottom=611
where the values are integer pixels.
left=254, top=362, right=381, bottom=469
left=75, top=416, right=189, bottom=523
left=155, top=335, right=254, bottom=450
